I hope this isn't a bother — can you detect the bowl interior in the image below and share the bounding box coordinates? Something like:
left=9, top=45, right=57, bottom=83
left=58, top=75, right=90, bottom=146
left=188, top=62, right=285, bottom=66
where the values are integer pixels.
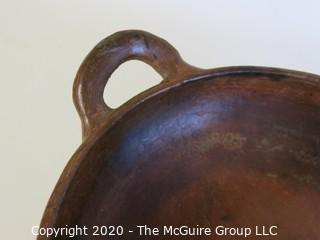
left=56, top=73, right=320, bottom=239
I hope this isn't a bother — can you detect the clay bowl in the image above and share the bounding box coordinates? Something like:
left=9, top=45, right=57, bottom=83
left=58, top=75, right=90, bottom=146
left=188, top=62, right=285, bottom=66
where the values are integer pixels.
left=39, top=30, right=320, bottom=239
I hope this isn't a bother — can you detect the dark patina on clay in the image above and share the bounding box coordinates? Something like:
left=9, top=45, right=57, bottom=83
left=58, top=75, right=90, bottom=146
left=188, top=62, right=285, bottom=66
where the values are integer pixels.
left=38, top=30, right=320, bottom=239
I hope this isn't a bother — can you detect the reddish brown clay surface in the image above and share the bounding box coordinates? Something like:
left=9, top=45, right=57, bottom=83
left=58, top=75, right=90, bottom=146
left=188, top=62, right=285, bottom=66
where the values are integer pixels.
left=39, top=30, right=320, bottom=240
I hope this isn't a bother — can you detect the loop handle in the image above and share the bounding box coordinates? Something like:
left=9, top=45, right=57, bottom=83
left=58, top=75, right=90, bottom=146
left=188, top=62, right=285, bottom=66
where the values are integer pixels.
left=73, top=30, right=198, bottom=139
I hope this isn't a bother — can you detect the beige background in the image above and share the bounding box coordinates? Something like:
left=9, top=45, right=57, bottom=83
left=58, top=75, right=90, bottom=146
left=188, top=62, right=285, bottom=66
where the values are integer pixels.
left=1, top=0, right=319, bottom=239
